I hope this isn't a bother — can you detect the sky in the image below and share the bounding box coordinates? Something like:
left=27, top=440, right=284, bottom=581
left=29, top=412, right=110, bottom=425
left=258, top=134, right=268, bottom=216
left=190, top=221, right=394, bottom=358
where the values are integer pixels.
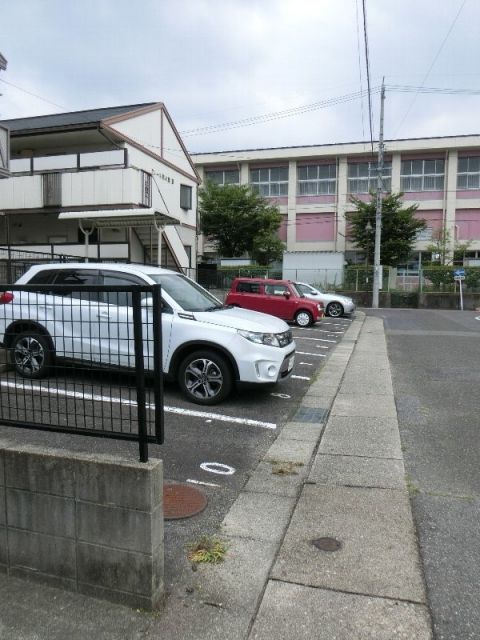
left=1, top=0, right=479, bottom=154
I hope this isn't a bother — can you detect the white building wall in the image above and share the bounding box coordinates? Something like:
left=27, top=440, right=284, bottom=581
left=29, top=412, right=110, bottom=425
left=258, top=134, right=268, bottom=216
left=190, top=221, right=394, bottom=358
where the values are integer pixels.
left=0, top=174, right=43, bottom=209
left=109, top=110, right=161, bottom=155
left=162, top=115, right=193, bottom=176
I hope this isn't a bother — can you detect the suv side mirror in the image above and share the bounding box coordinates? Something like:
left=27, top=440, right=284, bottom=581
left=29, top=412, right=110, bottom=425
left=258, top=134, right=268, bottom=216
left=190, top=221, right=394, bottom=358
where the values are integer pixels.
left=283, top=291, right=291, bottom=299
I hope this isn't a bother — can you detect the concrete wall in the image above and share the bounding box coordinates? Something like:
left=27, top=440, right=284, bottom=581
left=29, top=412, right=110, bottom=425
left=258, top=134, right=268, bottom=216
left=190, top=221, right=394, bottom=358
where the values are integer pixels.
left=0, top=441, right=164, bottom=609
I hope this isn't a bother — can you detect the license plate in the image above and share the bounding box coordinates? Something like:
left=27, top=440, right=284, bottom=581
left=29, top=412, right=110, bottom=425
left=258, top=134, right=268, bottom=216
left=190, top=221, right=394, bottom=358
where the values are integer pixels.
left=288, top=355, right=295, bottom=371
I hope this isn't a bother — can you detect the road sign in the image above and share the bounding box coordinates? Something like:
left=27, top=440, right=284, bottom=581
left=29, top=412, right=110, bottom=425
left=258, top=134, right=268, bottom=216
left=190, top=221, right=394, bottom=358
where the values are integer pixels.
left=454, top=269, right=465, bottom=278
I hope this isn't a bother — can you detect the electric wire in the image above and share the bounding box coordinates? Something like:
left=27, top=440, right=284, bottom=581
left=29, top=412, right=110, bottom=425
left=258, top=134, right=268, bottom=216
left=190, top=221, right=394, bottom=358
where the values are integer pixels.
left=361, top=0, right=375, bottom=155
left=0, top=78, right=68, bottom=110
left=355, top=0, right=366, bottom=141
left=394, top=0, right=468, bottom=136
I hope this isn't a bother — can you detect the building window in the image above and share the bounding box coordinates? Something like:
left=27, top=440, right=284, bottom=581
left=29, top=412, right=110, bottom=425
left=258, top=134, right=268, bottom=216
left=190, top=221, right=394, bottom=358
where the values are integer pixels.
left=141, top=171, right=152, bottom=207
left=250, top=167, right=288, bottom=197
left=205, top=169, right=239, bottom=185
left=457, top=156, right=480, bottom=190
left=347, top=161, right=392, bottom=193
left=297, top=164, right=336, bottom=195
left=180, top=184, right=193, bottom=210
left=400, top=159, right=444, bottom=192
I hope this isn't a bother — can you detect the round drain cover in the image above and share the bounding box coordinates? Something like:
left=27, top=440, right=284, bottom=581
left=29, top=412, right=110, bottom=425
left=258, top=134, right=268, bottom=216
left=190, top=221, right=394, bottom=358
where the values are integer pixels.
left=163, top=483, right=208, bottom=520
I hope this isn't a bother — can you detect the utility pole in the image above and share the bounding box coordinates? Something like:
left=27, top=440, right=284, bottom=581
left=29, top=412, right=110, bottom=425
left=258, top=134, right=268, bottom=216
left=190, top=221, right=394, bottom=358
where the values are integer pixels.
left=372, top=79, right=385, bottom=309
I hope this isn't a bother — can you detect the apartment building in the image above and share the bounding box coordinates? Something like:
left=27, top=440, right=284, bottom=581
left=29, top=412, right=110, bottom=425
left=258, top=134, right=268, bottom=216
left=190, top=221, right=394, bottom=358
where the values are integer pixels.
left=193, top=134, right=480, bottom=268
left=0, top=103, right=199, bottom=271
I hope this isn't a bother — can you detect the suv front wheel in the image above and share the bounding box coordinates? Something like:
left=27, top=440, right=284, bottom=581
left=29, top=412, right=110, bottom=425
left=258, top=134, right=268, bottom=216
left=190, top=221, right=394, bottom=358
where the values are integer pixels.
left=178, top=349, right=233, bottom=405
left=11, top=331, right=53, bottom=379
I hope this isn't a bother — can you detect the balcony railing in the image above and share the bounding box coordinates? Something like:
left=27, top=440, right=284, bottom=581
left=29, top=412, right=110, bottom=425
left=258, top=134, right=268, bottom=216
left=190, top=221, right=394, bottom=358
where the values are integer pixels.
left=9, top=148, right=128, bottom=174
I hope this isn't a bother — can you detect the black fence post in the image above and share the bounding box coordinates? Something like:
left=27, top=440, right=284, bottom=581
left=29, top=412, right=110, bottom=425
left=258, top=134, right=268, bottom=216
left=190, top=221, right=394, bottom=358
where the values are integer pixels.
left=152, top=284, right=164, bottom=444
left=132, top=289, right=149, bottom=462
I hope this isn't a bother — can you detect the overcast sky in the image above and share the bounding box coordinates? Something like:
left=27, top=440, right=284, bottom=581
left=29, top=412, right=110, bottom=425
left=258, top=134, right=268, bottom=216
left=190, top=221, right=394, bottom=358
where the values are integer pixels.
left=1, top=0, right=479, bottom=153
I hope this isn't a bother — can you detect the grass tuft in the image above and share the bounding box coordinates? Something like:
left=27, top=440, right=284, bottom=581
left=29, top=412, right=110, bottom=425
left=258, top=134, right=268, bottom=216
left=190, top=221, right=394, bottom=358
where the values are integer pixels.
left=187, top=536, right=227, bottom=564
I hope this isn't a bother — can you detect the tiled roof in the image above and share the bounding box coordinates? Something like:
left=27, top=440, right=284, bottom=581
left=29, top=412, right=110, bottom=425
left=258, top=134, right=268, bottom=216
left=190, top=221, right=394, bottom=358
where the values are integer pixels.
left=1, top=103, right=157, bottom=133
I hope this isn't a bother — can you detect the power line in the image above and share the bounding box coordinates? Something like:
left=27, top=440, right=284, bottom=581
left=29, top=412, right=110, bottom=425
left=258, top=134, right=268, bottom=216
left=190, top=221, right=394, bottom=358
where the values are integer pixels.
left=180, top=88, right=380, bottom=137
left=0, top=78, right=68, bottom=110
left=361, top=0, right=375, bottom=155
left=355, top=0, right=366, bottom=140
left=394, top=0, right=468, bottom=136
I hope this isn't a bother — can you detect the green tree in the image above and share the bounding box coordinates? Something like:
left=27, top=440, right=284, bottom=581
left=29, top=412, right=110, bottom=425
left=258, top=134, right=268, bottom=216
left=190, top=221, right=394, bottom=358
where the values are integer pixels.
left=425, top=227, right=471, bottom=265
left=347, top=193, right=426, bottom=267
left=251, top=231, right=285, bottom=266
left=199, top=182, right=283, bottom=259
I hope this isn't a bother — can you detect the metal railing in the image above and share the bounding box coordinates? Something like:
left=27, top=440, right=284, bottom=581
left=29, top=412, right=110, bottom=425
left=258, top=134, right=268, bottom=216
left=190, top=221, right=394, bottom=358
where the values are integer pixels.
left=0, top=283, right=164, bottom=462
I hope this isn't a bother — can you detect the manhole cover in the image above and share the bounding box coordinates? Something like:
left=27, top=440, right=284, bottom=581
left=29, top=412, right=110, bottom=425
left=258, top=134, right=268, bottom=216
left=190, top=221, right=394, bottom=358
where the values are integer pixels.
left=311, top=537, right=342, bottom=552
left=163, top=483, right=208, bottom=520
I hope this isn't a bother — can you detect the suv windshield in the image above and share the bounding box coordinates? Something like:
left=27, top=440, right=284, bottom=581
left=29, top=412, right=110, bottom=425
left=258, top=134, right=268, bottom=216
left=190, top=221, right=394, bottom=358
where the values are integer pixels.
left=148, top=273, right=222, bottom=311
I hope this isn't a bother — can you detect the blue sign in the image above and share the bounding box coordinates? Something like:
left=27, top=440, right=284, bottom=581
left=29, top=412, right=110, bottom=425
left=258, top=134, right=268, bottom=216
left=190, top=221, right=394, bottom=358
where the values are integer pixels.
left=454, top=269, right=466, bottom=277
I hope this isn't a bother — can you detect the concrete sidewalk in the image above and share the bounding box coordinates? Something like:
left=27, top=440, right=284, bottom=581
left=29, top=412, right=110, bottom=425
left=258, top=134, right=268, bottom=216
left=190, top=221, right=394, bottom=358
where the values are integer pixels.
left=0, top=313, right=433, bottom=639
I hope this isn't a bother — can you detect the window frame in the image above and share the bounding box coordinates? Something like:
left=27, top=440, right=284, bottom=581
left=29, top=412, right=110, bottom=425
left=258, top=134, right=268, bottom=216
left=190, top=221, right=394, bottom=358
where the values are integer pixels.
left=457, top=156, right=480, bottom=190
left=204, top=169, right=240, bottom=186
left=297, top=163, right=337, bottom=196
left=249, top=167, right=289, bottom=197
left=180, top=184, right=193, bottom=210
left=400, top=159, right=445, bottom=192
left=347, top=161, right=392, bottom=194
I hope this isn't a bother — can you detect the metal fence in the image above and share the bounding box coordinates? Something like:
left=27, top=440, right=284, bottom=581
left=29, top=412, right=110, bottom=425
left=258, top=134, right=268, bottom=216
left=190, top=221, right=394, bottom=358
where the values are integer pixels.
left=0, top=283, right=164, bottom=462
left=0, top=247, right=83, bottom=284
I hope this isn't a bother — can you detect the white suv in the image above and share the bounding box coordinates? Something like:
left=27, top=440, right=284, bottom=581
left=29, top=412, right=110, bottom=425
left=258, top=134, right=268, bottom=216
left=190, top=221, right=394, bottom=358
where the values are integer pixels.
left=0, top=263, right=295, bottom=405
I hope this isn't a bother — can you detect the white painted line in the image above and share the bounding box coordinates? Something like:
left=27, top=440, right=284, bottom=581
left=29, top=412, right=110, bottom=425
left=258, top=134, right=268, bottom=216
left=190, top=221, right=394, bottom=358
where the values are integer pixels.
left=271, top=392, right=291, bottom=399
left=0, top=380, right=277, bottom=430
left=187, top=479, right=221, bottom=488
left=299, top=362, right=314, bottom=366
left=291, top=375, right=311, bottom=380
left=297, top=351, right=327, bottom=357
left=295, top=336, right=337, bottom=343
left=164, top=405, right=276, bottom=429
left=315, top=329, right=344, bottom=334
left=476, top=316, right=480, bottom=321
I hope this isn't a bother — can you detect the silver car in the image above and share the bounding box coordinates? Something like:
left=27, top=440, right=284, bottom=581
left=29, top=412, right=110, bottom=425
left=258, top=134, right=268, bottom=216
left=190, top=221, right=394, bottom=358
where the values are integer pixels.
left=295, top=282, right=355, bottom=318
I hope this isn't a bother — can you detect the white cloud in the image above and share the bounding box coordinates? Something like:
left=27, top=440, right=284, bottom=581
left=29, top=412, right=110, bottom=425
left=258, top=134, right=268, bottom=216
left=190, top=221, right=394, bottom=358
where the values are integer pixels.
left=1, top=0, right=479, bottom=151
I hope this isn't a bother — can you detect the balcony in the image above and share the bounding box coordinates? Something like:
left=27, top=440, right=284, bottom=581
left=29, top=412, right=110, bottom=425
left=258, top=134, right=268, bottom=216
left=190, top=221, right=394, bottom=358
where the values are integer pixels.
left=0, top=148, right=152, bottom=211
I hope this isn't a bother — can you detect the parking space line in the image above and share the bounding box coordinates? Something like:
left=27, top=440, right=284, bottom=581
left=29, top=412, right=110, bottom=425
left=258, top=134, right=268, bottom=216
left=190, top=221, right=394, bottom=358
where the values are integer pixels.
left=187, top=479, right=221, bottom=488
left=294, top=336, right=337, bottom=343
left=165, top=405, right=276, bottom=429
left=291, top=375, right=311, bottom=380
left=0, top=380, right=277, bottom=430
left=296, top=351, right=327, bottom=357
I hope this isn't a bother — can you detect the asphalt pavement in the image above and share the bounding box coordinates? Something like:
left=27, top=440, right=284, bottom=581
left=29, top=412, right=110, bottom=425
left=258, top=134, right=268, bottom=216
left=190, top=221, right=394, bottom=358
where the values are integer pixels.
left=0, top=312, right=434, bottom=639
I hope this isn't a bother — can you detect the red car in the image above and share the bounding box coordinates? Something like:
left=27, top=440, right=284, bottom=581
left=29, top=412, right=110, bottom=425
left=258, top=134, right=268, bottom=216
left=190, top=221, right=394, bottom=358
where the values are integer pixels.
left=225, top=278, right=324, bottom=327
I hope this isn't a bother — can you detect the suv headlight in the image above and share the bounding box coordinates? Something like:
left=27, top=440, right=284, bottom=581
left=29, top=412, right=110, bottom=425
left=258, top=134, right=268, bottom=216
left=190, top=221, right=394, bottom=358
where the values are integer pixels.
left=238, top=329, right=280, bottom=347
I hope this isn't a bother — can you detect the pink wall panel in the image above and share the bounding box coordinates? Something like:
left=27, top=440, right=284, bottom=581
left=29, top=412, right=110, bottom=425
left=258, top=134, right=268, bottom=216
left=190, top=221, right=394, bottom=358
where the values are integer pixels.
left=403, top=191, right=444, bottom=201
left=278, top=216, right=288, bottom=242
left=296, top=195, right=336, bottom=205
left=296, top=213, right=335, bottom=242
left=456, top=190, right=480, bottom=199
left=455, top=209, right=480, bottom=240
left=415, top=210, right=443, bottom=231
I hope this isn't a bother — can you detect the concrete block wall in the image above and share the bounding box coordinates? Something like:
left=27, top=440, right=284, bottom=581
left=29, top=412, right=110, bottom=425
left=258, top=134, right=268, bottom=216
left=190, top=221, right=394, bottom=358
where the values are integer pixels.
left=0, top=440, right=164, bottom=609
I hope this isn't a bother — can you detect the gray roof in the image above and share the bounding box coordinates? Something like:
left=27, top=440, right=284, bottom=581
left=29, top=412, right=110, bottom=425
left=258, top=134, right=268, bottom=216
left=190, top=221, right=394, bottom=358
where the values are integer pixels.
left=1, top=103, right=157, bottom=134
